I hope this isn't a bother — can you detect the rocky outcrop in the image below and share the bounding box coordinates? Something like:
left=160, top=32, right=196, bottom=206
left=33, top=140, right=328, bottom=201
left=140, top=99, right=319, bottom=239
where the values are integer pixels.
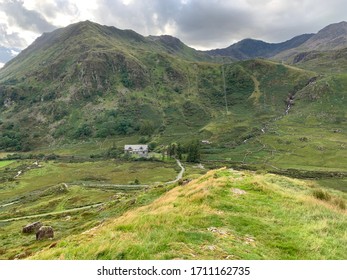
left=36, top=226, right=54, bottom=240
left=22, top=222, right=42, bottom=234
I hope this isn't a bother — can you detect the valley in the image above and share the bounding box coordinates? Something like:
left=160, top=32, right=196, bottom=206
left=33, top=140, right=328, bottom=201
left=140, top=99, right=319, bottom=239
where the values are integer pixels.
left=0, top=21, right=346, bottom=260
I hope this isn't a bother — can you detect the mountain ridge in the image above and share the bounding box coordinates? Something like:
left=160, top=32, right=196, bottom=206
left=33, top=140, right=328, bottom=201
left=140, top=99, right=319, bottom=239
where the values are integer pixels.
left=206, top=34, right=314, bottom=60
left=2, top=20, right=347, bottom=67
left=301, top=21, right=347, bottom=50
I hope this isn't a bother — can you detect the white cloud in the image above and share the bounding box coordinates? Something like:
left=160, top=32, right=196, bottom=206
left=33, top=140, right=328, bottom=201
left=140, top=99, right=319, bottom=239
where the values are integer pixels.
left=10, top=49, right=19, bottom=56
left=0, top=62, right=4, bottom=68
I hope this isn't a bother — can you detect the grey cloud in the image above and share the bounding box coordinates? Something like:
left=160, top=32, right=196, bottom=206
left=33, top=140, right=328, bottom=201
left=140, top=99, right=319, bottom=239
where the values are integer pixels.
left=1, top=0, right=57, bottom=33
left=0, top=24, right=27, bottom=48
left=94, top=0, right=161, bottom=34
left=37, top=0, right=79, bottom=20
left=172, top=1, right=255, bottom=48
left=93, top=0, right=256, bottom=48
left=93, top=0, right=347, bottom=49
left=1, top=0, right=346, bottom=51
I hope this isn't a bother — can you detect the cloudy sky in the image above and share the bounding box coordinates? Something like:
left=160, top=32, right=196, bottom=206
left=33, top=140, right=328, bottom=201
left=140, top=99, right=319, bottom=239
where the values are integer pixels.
left=0, top=0, right=346, bottom=58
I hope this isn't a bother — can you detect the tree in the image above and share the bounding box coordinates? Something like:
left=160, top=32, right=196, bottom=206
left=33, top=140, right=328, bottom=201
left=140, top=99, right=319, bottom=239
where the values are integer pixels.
left=177, top=143, right=183, bottom=160
left=167, top=142, right=177, bottom=158
left=75, top=124, right=92, bottom=138
left=115, top=118, right=132, bottom=135
left=186, top=140, right=201, bottom=163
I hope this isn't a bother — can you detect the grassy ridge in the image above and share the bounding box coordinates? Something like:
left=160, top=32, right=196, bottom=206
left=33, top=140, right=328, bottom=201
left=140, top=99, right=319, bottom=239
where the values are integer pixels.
left=28, top=168, right=347, bottom=260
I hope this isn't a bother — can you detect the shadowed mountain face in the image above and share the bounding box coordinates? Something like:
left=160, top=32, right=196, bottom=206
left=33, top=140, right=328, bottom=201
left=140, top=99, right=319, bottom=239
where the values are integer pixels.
left=273, top=21, right=347, bottom=62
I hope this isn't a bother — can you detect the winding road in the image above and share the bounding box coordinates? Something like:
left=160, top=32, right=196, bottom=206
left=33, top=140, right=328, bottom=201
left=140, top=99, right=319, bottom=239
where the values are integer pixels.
left=164, top=159, right=185, bottom=185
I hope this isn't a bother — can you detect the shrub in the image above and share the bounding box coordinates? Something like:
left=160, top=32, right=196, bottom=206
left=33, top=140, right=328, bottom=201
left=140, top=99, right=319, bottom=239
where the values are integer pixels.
left=312, top=189, right=331, bottom=201
left=74, top=123, right=93, bottom=138
left=332, top=197, right=346, bottom=210
left=134, top=179, right=140, bottom=185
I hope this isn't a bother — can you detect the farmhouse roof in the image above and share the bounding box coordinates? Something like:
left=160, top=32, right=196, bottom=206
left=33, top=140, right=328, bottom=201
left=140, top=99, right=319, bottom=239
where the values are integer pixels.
left=124, top=145, right=148, bottom=150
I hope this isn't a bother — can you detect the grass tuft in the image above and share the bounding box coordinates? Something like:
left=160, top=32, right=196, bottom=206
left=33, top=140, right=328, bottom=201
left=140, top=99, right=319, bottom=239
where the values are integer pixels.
left=312, top=189, right=331, bottom=201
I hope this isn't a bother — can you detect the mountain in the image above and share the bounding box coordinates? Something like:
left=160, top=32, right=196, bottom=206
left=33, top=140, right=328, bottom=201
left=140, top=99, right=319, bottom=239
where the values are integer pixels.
left=207, top=34, right=314, bottom=60
left=0, top=21, right=213, bottom=81
left=147, top=34, right=223, bottom=62
left=207, top=21, right=347, bottom=62
left=0, top=20, right=346, bottom=174
left=0, top=21, right=309, bottom=147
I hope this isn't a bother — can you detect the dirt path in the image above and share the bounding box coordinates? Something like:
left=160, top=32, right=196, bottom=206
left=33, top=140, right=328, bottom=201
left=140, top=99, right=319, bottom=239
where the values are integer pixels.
left=248, top=75, right=262, bottom=105
left=0, top=202, right=104, bottom=222
left=164, top=159, right=185, bottom=185
left=0, top=201, right=19, bottom=208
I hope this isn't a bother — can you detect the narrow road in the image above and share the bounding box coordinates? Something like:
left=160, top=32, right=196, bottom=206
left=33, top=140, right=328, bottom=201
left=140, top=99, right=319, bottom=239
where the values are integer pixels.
left=164, top=159, right=185, bottom=185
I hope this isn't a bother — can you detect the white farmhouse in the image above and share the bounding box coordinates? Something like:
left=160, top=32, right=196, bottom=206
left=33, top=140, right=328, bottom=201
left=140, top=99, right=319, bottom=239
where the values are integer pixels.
left=124, top=145, right=148, bottom=157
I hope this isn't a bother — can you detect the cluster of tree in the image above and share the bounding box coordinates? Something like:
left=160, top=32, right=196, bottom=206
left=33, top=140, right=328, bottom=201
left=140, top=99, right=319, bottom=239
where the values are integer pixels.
left=69, top=110, right=157, bottom=140
left=164, top=140, right=201, bottom=163
left=0, top=124, right=31, bottom=151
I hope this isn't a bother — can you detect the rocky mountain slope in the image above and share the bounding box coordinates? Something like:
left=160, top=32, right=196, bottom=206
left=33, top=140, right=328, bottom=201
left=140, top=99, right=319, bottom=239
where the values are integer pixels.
left=297, top=21, right=347, bottom=51
left=274, top=21, right=347, bottom=61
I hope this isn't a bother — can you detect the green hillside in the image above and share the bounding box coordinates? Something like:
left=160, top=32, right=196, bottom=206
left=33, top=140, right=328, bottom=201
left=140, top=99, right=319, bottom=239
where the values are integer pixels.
left=26, top=169, right=346, bottom=260
left=0, top=21, right=314, bottom=153
left=0, top=21, right=346, bottom=173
